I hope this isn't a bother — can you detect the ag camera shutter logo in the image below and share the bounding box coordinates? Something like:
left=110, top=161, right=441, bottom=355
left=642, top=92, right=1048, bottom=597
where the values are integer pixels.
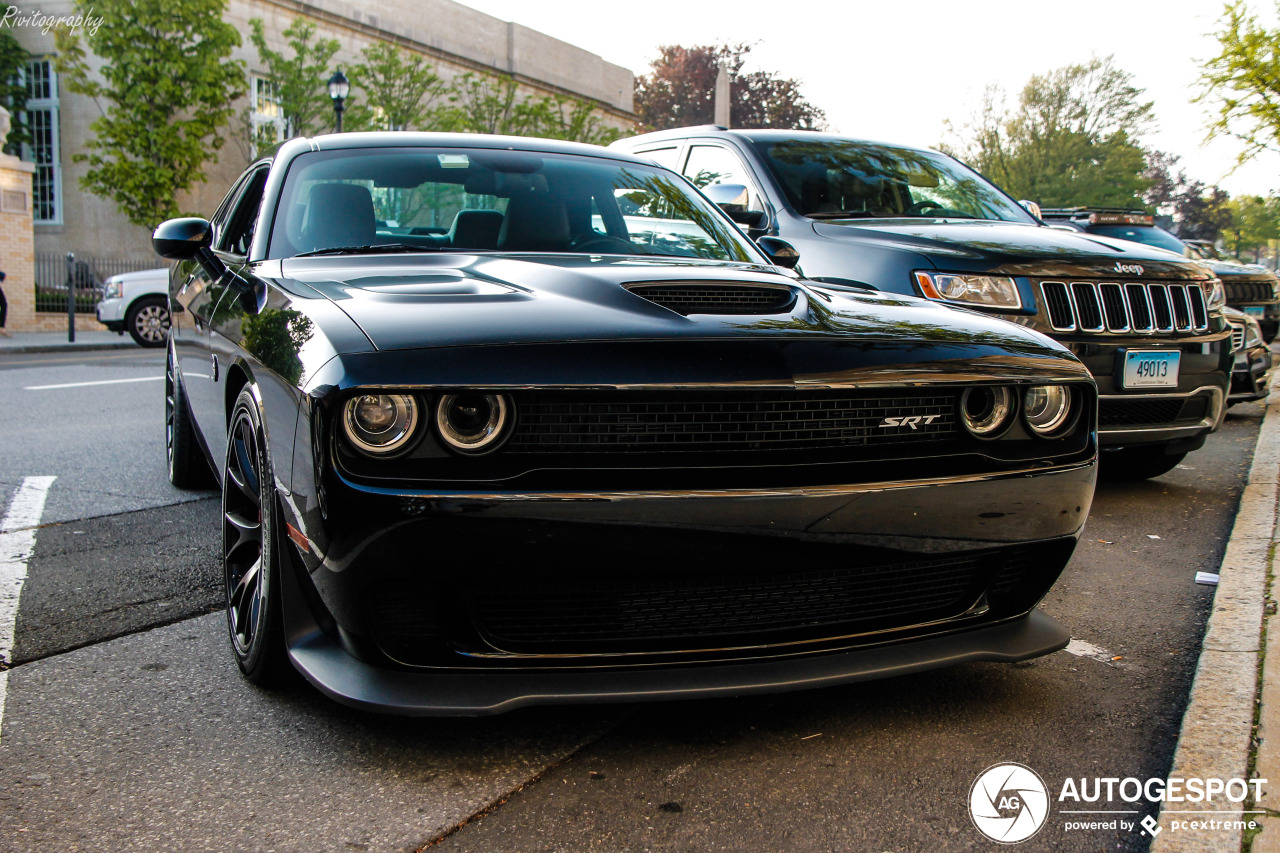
left=969, top=763, right=1050, bottom=844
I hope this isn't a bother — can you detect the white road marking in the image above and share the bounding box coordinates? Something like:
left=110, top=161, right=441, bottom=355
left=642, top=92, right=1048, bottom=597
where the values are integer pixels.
left=23, top=375, right=163, bottom=391
left=0, top=476, right=56, bottom=745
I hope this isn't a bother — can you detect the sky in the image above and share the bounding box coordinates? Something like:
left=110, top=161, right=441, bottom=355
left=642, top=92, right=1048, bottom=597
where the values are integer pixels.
left=456, top=0, right=1280, bottom=199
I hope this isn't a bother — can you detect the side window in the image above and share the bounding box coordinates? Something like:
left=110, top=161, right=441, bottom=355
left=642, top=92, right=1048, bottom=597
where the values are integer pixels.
left=636, top=146, right=682, bottom=170
left=218, top=169, right=269, bottom=257
left=683, top=145, right=754, bottom=193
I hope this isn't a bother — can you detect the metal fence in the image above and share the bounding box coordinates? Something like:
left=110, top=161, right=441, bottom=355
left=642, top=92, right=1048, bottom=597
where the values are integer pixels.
left=33, top=254, right=158, bottom=313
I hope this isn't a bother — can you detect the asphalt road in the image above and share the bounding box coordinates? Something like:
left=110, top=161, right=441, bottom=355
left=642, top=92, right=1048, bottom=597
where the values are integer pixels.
left=0, top=349, right=1264, bottom=852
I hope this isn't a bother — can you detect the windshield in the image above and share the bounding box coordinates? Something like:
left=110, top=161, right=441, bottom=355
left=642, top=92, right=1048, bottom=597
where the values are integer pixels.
left=268, top=147, right=763, bottom=263
left=1088, top=224, right=1187, bottom=255
left=752, top=139, right=1036, bottom=223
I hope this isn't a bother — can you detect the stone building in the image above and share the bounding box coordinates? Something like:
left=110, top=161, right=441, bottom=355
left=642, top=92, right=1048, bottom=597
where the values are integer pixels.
left=3, top=0, right=634, bottom=330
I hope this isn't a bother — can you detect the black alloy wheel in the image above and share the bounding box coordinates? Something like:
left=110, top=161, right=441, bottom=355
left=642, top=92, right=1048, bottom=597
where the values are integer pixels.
left=127, top=297, right=170, bottom=348
left=165, top=340, right=212, bottom=489
left=223, top=387, right=289, bottom=685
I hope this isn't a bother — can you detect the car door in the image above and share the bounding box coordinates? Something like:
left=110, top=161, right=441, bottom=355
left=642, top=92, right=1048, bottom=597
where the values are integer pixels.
left=203, top=165, right=271, bottom=471
left=171, top=168, right=260, bottom=457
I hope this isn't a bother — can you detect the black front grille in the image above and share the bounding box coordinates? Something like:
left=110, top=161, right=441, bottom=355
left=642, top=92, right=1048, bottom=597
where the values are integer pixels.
left=1099, top=396, right=1210, bottom=427
left=1041, top=280, right=1208, bottom=333
left=467, top=547, right=1034, bottom=652
left=1225, top=280, right=1277, bottom=304
left=626, top=283, right=797, bottom=315
left=506, top=389, right=958, bottom=453
left=1231, top=323, right=1246, bottom=351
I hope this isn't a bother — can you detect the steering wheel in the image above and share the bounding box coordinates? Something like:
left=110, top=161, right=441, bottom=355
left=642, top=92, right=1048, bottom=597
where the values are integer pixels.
left=569, top=232, right=633, bottom=253
left=906, top=200, right=947, bottom=216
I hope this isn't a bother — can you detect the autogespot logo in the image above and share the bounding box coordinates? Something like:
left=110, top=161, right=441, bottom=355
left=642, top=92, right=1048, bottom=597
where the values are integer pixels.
left=969, top=763, right=1051, bottom=844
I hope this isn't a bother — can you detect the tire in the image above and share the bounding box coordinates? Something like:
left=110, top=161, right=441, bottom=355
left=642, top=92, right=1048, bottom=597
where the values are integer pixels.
left=126, top=296, right=170, bottom=348
left=166, top=340, right=213, bottom=489
left=223, top=387, right=290, bottom=686
left=1099, top=446, right=1188, bottom=481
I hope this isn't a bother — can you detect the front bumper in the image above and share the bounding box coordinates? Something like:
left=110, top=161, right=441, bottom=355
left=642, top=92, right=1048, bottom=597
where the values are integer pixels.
left=278, top=459, right=1095, bottom=714
left=95, top=296, right=124, bottom=325
left=1058, top=335, right=1230, bottom=447
left=1231, top=344, right=1275, bottom=403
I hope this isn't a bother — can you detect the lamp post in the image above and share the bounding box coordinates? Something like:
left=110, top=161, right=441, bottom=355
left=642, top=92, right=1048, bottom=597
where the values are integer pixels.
left=327, top=68, right=349, bottom=133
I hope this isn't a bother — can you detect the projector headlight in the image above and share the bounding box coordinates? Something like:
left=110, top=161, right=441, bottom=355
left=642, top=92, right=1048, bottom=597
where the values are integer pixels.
left=915, top=272, right=1022, bottom=310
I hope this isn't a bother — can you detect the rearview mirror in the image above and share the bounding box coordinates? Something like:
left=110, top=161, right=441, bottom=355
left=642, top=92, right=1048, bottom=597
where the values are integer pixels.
left=704, top=183, right=766, bottom=228
left=153, top=217, right=211, bottom=260
left=756, top=236, right=800, bottom=269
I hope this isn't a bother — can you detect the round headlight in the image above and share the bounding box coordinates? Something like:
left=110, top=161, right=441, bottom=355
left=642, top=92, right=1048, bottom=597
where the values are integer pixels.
left=960, top=386, right=1013, bottom=438
left=1023, top=385, right=1074, bottom=437
left=436, top=393, right=512, bottom=454
left=343, top=393, right=419, bottom=454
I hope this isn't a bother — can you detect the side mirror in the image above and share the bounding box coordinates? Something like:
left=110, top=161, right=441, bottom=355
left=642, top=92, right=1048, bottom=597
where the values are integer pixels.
left=756, top=236, right=800, bottom=269
left=1019, top=200, right=1042, bottom=220
left=153, top=217, right=212, bottom=260
left=704, top=183, right=766, bottom=228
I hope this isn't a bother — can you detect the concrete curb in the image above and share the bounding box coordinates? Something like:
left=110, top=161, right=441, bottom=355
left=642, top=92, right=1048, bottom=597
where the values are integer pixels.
left=0, top=342, right=137, bottom=355
left=1151, top=377, right=1280, bottom=853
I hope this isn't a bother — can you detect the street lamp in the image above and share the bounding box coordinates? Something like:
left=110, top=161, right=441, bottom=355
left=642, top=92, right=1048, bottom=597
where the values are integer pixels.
left=327, top=68, right=349, bottom=133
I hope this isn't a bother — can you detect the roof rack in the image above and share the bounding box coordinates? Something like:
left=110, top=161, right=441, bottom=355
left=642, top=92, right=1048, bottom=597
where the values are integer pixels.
left=1039, top=206, right=1150, bottom=217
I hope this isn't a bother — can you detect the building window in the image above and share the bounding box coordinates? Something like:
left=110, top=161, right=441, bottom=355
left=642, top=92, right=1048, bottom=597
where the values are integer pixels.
left=21, top=58, right=60, bottom=225
left=250, top=76, right=288, bottom=154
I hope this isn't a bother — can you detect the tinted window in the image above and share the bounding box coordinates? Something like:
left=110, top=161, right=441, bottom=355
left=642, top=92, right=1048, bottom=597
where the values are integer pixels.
left=1088, top=224, right=1188, bottom=255
left=636, top=146, right=682, bottom=170
left=269, top=148, right=764, bottom=264
left=753, top=139, right=1035, bottom=223
left=218, top=169, right=269, bottom=256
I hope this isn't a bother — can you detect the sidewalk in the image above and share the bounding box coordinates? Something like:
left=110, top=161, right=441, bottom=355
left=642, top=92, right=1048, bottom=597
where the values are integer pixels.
left=0, top=330, right=137, bottom=354
left=1154, top=373, right=1280, bottom=853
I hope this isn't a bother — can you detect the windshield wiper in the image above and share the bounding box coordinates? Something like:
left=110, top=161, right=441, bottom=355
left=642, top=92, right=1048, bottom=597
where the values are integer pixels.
left=804, top=211, right=883, bottom=220
left=295, top=243, right=440, bottom=257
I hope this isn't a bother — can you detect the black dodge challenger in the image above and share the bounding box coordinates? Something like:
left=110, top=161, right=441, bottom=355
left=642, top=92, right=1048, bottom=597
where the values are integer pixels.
left=153, top=133, right=1097, bottom=715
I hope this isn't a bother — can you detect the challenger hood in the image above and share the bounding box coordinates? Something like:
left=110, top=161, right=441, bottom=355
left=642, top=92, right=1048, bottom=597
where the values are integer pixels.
left=272, top=253, right=1063, bottom=355
left=811, top=219, right=1214, bottom=280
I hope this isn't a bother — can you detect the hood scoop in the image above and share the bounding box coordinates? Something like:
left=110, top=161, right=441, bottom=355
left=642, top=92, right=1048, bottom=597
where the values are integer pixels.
left=625, top=281, right=798, bottom=316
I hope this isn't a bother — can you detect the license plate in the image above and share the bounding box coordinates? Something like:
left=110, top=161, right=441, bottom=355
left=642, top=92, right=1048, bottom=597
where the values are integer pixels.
left=1246, top=306, right=1266, bottom=316
left=1122, top=350, right=1180, bottom=389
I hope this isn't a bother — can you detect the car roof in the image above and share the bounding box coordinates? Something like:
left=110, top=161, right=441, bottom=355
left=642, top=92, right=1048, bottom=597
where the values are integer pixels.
left=611, top=126, right=939, bottom=156
left=276, top=132, right=660, bottom=169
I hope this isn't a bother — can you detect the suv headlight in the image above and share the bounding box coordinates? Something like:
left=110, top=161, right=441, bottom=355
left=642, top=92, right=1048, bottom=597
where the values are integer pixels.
left=1246, top=316, right=1265, bottom=348
left=914, top=272, right=1022, bottom=310
left=1202, top=278, right=1225, bottom=311
left=103, top=278, right=122, bottom=299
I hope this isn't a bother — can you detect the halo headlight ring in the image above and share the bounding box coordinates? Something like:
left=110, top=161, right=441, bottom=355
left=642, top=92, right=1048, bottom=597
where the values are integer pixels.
left=436, top=393, right=513, bottom=455
left=342, top=393, right=420, bottom=455
left=960, top=386, right=1014, bottom=439
left=1022, top=385, right=1077, bottom=438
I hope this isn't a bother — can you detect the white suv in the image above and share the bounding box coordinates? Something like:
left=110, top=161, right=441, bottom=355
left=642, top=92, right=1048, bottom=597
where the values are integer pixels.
left=96, top=267, right=169, bottom=347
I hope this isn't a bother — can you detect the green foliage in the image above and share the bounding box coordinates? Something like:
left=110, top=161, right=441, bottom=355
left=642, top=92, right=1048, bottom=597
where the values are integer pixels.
left=345, top=41, right=449, bottom=132
left=0, top=31, right=29, bottom=154
left=634, top=44, right=826, bottom=132
left=1199, top=1, right=1280, bottom=166
left=437, top=72, right=619, bottom=143
left=53, top=0, right=245, bottom=229
left=949, top=56, right=1155, bottom=208
left=248, top=17, right=340, bottom=142
left=1225, top=194, right=1280, bottom=260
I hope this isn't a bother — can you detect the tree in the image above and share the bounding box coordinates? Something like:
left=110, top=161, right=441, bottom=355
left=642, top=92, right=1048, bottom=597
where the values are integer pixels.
left=948, top=56, right=1155, bottom=208
left=1199, top=1, right=1280, bottom=166
left=1174, top=184, right=1234, bottom=243
left=248, top=17, right=340, bottom=142
left=439, top=72, right=546, bottom=136
left=525, top=94, right=623, bottom=145
left=346, top=41, right=449, bottom=132
left=53, top=0, right=245, bottom=229
left=0, top=31, right=29, bottom=154
left=634, top=44, right=825, bottom=132
left=1225, top=194, right=1280, bottom=260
